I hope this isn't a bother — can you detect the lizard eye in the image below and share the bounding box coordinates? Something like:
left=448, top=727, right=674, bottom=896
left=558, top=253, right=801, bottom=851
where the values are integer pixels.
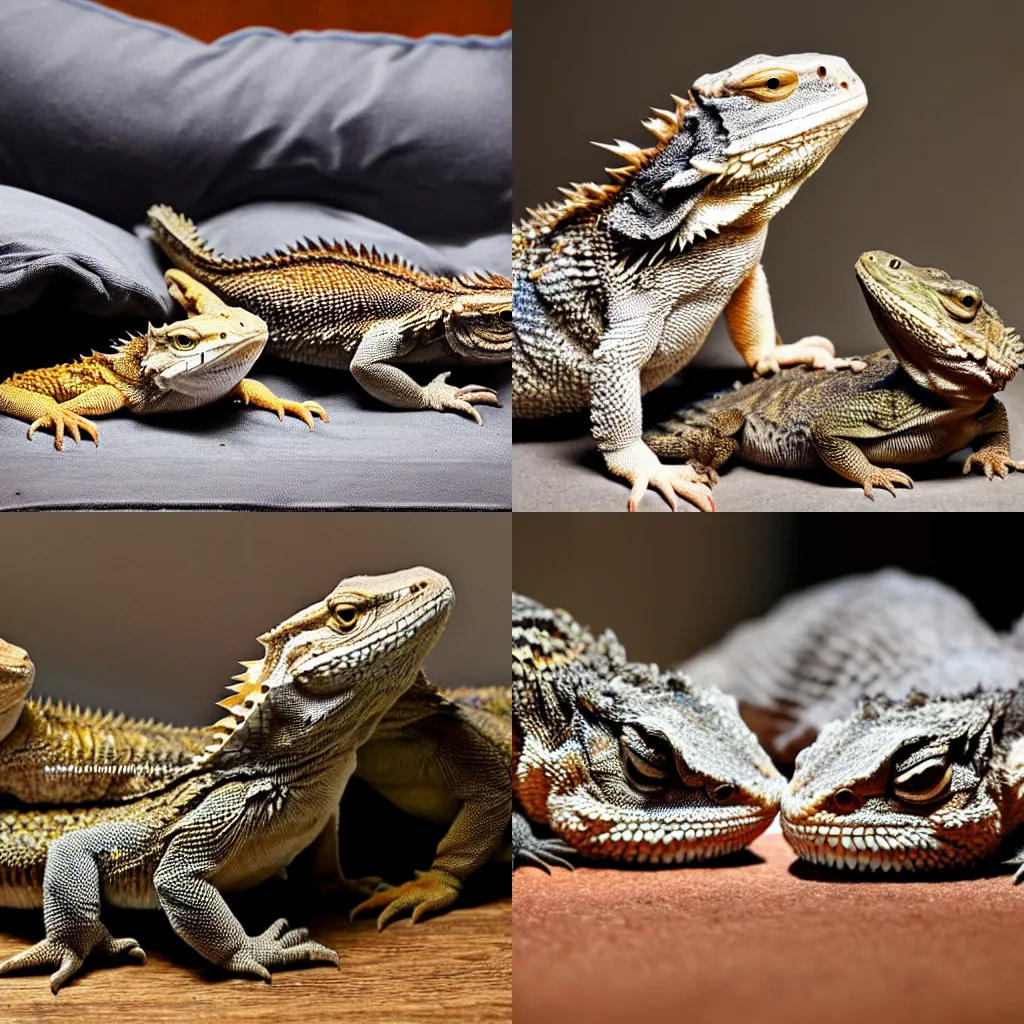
left=329, top=603, right=360, bottom=632
left=499, top=309, right=513, bottom=322
left=893, top=754, right=953, bottom=804
left=620, top=726, right=673, bottom=792
left=938, top=290, right=982, bottom=322
left=171, top=334, right=199, bottom=351
left=888, top=258, right=901, bottom=270
left=736, top=67, right=799, bottom=102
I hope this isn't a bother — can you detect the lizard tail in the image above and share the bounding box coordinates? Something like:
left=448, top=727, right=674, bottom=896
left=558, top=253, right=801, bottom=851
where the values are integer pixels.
left=147, top=205, right=224, bottom=272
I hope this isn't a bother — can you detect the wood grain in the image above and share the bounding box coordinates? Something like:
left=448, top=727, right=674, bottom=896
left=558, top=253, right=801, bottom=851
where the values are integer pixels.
left=95, top=0, right=511, bottom=40
left=0, top=890, right=510, bottom=1023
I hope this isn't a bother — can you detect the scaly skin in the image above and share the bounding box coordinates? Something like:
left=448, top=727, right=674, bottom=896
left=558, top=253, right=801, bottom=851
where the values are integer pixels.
left=0, top=638, right=509, bottom=930
left=646, top=252, right=1024, bottom=504
left=681, top=570, right=1024, bottom=877
left=0, top=568, right=454, bottom=992
left=513, top=53, right=868, bottom=510
left=0, top=270, right=326, bottom=450
left=148, top=206, right=510, bottom=424
left=512, top=594, right=782, bottom=868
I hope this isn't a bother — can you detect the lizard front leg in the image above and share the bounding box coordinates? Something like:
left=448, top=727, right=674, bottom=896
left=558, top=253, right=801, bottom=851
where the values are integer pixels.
left=592, top=316, right=714, bottom=512
left=811, top=422, right=914, bottom=498
left=0, top=382, right=126, bottom=450
left=962, top=399, right=1024, bottom=479
left=350, top=323, right=501, bottom=424
left=153, top=782, right=338, bottom=980
left=0, top=822, right=149, bottom=992
left=726, top=263, right=864, bottom=376
left=350, top=726, right=512, bottom=929
left=228, top=379, right=328, bottom=431
left=512, top=810, right=575, bottom=872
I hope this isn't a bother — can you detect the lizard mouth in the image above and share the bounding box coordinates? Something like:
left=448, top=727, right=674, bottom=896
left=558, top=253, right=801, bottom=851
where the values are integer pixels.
left=781, top=817, right=998, bottom=873
left=550, top=799, right=778, bottom=865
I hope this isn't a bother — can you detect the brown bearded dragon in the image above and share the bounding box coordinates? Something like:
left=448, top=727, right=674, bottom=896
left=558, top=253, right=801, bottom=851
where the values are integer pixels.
left=512, top=594, right=782, bottom=869
left=513, top=53, right=868, bottom=510
left=0, top=634, right=509, bottom=932
left=0, top=270, right=326, bottom=450
left=148, top=205, right=511, bottom=425
left=645, top=251, right=1024, bottom=502
left=0, top=568, right=456, bottom=992
left=680, top=570, right=1024, bottom=877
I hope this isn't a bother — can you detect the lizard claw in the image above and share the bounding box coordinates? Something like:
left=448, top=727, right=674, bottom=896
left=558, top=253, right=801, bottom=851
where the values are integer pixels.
left=222, top=918, right=339, bottom=981
left=861, top=468, right=914, bottom=498
left=27, top=407, right=99, bottom=451
left=350, top=870, right=461, bottom=930
left=604, top=441, right=714, bottom=512
left=0, top=928, right=145, bottom=993
left=422, top=372, right=502, bottom=425
left=963, top=453, right=1024, bottom=480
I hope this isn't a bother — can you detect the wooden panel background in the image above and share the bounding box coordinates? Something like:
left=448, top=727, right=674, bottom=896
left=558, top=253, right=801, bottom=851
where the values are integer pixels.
left=97, top=0, right=511, bottom=40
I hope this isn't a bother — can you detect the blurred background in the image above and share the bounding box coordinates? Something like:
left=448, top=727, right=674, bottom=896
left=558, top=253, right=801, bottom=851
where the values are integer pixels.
left=0, top=512, right=509, bottom=724
left=513, top=515, right=1024, bottom=667
left=514, top=0, right=1022, bottom=365
left=99, top=0, right=511, bottom=38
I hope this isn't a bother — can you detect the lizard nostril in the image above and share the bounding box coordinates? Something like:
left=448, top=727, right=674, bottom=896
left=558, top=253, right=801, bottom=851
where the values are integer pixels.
left=818, top=66, right=827, bottom=77
left=841, top=81, right=849, bottom=89
left=833, top=788, right=856, bottom=810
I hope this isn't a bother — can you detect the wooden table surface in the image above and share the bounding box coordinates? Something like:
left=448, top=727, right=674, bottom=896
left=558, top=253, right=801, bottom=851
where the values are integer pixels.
left=0, top=889, right=510, bottom=1023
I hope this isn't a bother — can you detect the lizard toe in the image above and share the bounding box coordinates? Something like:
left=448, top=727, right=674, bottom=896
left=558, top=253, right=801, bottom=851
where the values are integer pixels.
left=351, top=870, right=461, bottom=930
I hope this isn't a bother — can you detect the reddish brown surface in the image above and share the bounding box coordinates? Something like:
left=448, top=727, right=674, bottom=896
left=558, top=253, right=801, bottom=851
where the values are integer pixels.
left=514, top=832, right=1024, bottom=1024
left=96, top=0, right=511, bottom=40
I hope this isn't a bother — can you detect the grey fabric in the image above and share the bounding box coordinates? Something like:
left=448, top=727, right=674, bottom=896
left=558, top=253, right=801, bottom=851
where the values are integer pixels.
left=0, top=0, right=510, bottom=240
left=183, top=202, right=511, bottom=276
left=0, top=186, right=174, bottom=319
left=1, top=366, right=510, bottom=510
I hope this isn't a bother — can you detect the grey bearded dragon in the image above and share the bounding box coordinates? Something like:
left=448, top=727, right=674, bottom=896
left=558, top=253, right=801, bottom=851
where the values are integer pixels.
left=0, top=635, right=510, bottom=944
left=683, top=570, right=1024, bottom=877
left=0, top=270, right=325, bottom=449
left=148, top=206, right=511, bottom=424
left=512, top=594, right=782, bottom=869
left=0, top=568, right=456, bottom=991
left=513, top=53, right=868, bottom=510
left=646, top=252, right=1024, bottom=501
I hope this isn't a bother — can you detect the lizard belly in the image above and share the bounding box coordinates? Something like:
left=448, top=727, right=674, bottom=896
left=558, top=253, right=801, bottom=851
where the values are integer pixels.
left=211, top=756, right=357, bottom=893
left=638, top=227, right=768, bottom=393
left=860, top=412, right=979, bottom=465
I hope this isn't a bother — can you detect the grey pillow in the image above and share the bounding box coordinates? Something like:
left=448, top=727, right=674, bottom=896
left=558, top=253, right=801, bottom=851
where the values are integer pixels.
left=0, top=0, right=510, bottom=241
left=0, top=185, right=173, bottom=318
left=179, top=202, right=511, bottom=277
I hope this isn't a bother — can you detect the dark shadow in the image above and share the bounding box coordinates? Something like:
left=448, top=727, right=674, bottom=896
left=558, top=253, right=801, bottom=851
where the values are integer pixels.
left=787, top=854, right=1016, bottom=884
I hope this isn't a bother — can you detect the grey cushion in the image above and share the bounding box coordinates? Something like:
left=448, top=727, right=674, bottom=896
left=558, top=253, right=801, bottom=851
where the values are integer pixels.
left=0, top=0, right=510, bottom=240
left=0, top=186, right=173, bottom=318
left=184, top=202, right=511, bottom=277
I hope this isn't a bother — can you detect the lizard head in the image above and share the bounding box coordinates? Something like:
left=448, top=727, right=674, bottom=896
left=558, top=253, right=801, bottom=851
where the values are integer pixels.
left=441, top=277, right=513, bottom=362
left=539, top=662, right=783, bottom=865
left=196, top=568, right=454, bottom=766
left=856, top=251, right=1023, bottom=398
left=781, top=690, right=1015, bottom=873
left=565, top=53, right=867, bottom=251
left=0, top=637, right=34, bottom=742
left=136, top=270, right=269, bottom=401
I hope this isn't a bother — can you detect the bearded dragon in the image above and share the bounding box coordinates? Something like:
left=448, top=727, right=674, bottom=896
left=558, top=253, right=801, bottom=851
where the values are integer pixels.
left=148, top=206, right=511, bottom=425
left=682, top=570, right=1024, bottom=876
left=512, top=594, right=782, bottom=869
left=0, top=637, right=510, bottom=930
left=513, top=53, right=867, bottom=510
left=646, top=252, right=1024, bottom=502
left=0, top=270, right=326, bottom=450
left=0, top=567, right=454, bottom=992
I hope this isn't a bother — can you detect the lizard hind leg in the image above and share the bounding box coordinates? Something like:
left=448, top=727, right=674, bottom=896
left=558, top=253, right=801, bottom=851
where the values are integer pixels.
left=644, top=408, right=744, bottom=488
